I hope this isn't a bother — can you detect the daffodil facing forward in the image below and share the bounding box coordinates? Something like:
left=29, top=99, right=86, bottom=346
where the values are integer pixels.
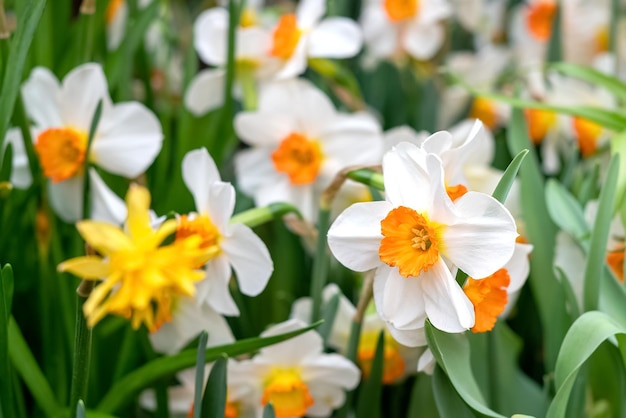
left=58, top=185, right=217, bottom=331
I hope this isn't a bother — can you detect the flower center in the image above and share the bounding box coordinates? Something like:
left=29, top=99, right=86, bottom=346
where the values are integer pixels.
left=379, top=206, right=443, bottom=278
left=271, top=14, right=302, bottom=59
left=106, top=0, right=125, bottom=24
left=572, top=117, right=603, bottom=157
left=261, top=369, right=314, bottom=418
left=271, top=132, right=323, bottom=185
left=524, top=108, right=556, bottom=144
left=469, top=97, right=498, bottom=130
left=595, top=26, right=609, bottom=53
left=445, top=184, right=468, bottom=202
left=384, top=0, right=419, bottom=22
left=463, top=268, right=510, bottom=333
left=358, top=331, right=406, bottom=384
left=606, top=247, right=624, bottom=282
left=525, top=1, right=557, bottom=41
left=240, top=7, right=257, bottom=28
left=35, top=127, right=88, bottom=183
left=176, top=214, right=221, bottom=252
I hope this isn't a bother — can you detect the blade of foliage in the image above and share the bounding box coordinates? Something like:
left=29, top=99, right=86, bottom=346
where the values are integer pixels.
left=549, top=62, right=626, bottom=104
left=346, top=169, right=384, bottom=190
left=311, top=208, right=331, bottom=322
left=263, top=404, right=276, bottom=418
left=334, top=320, right=363, bottom=418
left=588, top=340, right=626, bottom=417
left=97, top=321, right=321, bottom=413
left=355, top=331, right=384, bottom=418
left=201, top=356, right=228, bottom=418
left=76, top=400, right=86, bottom=418
left=546, top=311, right=626, bottom=418
left=507, top=107, right=569, bottom=371
left=0, top=265, right=14, bottom=418
left=431, top=366, right=474, bottom=418
left=8, top=318, right=63, bottom=417
left=600, top=266, right=626, bottom=330
left=554, top=267, right=581, bottom=320
left=193, top=331, right=208, bottom=418
left=545, top=179, right=590, bottom=248
left=319, top=292, right=340, bottom=347
left=407, top=374, right=439, bottom=417
left=546, top=4, right=562, bottom=62
left=492, top=149, right=528, bottom=203
left=0, top=141, right=11, bottom=182
left=583, top=155, right=619, bottom=311
left=0, top=0, right=47, bottom=145
left=425, top=321, right=505, bottom=418
left=610, top=131, right=626, bottom=211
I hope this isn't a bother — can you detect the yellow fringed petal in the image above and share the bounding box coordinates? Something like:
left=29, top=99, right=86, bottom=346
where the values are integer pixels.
left=76, top=221, right=132, bottom=255
left=58, top=256, right=110, bottom=279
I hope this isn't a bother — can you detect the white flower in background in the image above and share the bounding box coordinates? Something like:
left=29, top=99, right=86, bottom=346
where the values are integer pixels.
left=105, top=0, right=152, bottom=51
left=328, top=142, right=517, bottom=342
left=2, top=128, right=32, bottom=189
left=267, top=0, right=362, bottom=79
left=231, top=319, right=360, bottom=417
left=452, top=0, right=507, bottom=47
left=234, top=78, right=382, bottom=221
left=20, top=63, right=163, bottom=222
left=510, top=0, right=557, bottom=67
left=360, top=0, right=451, bottom=63
left=562, top=0, right=610, bottom=66
left=291, top=283, right=421, bottom=383
left=176, top=148, right=273, bottom=316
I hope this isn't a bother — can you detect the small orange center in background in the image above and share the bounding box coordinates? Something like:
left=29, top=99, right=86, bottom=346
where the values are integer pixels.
left=595, top=27, right=609, bottom=53
left=272, top=132, right=323, bottom=185
left=384, top=0, right=419, bottom=21
left=463, top=268, right=511, bottom=333
left=469, top=97, right=499, bottom=130
left=606, top=248, right=624, bottom=282
left=106, top=0, right=125, bottom=24
left=525, top=1, right=557, bottom=41
left=358, top=331, right=406, bottom=384
left=35, top=127, right=88, bottom=183
left=446, top=184, right=468, bottom=201
left=225, top=401, right=239, bottom=418
left=379, top=206, right=443, bottom=278
left=271, top=14, right=302, bottom=59
left=524, top=108, right=556, bottom=144
left=572, top=117, right=603, bottom=157
left=262, top=369, right=314, bottom=417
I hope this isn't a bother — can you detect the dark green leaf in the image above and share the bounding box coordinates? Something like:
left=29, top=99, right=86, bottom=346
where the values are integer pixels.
left=0, top=265, right=15, bottom=418
left=431, top=366, right=474, bottom=418
left=193, top=331, right=208, bottom=418
left=355, top=331, right=384, bottom=418
left=319, top=292, right=340, bottom=347
left=201, top=356, right=228, bottom=418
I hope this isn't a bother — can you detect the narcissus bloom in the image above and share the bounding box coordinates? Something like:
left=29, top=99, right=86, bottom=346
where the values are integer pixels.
left=328, top=142, right=517, bottom=336
left=231, top=319, right=360, bottom=417
left=177, top=148, right=273, bottom=316
left=58, top=185, right=214, bottom=331
left=21, top=63, right=163, bottom=222
left=234, top=78, right=382, bottom=221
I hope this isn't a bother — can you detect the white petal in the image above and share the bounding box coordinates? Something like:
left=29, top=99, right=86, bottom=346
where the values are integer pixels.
left=306, top=383, right=345, bottom=417
left=221, top=223, right=272, bottom=296
left=402, top=23, right=444, bottom=60
left=444, top=191, right=517, bottom=278
left=296, top=0, right=326, bottom=28
left=384, top=125, right=426, bottom=152
left=193, top=8, right=228, bottom=66
left=273, top=39, right=309, bottom=79
left=421, top=131, right=454, bottom=156
left=106, top=1, right=128, bottom=50
left=4, top=128, right=32, bottom=189
left=233, top=148, right=278, bottom=196
left=417, top=348, right=436, bottom=374
left=197, top=255, right=240, bottom=316
left=89, top=168, right=126, bottom=224
left=327, top=201, right=393, bottom=272
left=360, top=6, right=397, bottom=60
left=206, top=182, right=235, bottom=232
left=290, top=297, right=313, bottom=323
left=182, top=148, right=221, bottom=213
left=505, top=242, right=533, bottom=293
left=184, top=69, right=226, bottom=116
left=386, top=321, right=428, bottom=347
left=308, top=18, right=362, bottom=58
left=234, top=112, right=293, bottom=147
left=258, top=319, right=323, bottom=364
left=21, top=67, right=63, bottom=129
left=91, top=102, right=163, bottom=178
left=420, top=260, right=475, bottom=332
left=449, top=118, right=494, bottom=168
left=49, top=175, right=83, bottom=222
left=301, top=354, right=360, bottom=389
left=60, top=63, right=112, bottom=132
left=381, top=268, right=428, bottom=329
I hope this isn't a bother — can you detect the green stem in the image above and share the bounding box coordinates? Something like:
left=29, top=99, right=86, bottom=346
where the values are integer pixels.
left=238, top=65, right=257, bottom=111
left=69, top=281, right=94, bottom=418
left=81, top=100, right=103, bottom=219
left=310, top=208, right=331, bottom=323
left=77, top=0, right=96, bottom=64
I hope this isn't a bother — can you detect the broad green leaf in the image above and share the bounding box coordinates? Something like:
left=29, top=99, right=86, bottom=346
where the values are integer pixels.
left=193, top=331, right=208, bottom=418
left=0, top=265, right=15, bottom=418
left=97, top=321, right=321, bottom=413
left=583, top=155, right=619, bottom=311
left=0, top=0, right=47, bottom=144
left=547, top=311, right=626, bottom=418
left=492, top=149, right=528, bottom=203
left=8, top=318, right=63, bottom=417
left=549, top=62, right=626, bottom=104
left=355, top=331, right=384, bottom=418
left=407, top=374, right=438, bottom=418
left=201, top=356, right=227, bottom=418
left=545, top=179, right=590, bottom=247
left=346, top=169, right=384, bottom=191
left=431, top=366, right=474, bottom=418
left=425, top=321, right=505, bottom=418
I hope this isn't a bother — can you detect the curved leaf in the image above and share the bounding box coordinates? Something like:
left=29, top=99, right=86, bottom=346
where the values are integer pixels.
left=549, top=62, right=626, bottom=104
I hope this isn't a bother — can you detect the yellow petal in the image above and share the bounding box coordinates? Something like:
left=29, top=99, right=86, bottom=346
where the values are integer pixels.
left=76, top=221, right=132, bottom=255
left=126, top=184, right=153, bottom=241
left=58, top=256, right=110, bottom=279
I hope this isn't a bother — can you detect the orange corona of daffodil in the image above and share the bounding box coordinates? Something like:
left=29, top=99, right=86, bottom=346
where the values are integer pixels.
left=58, top=184, right=218, bottom=331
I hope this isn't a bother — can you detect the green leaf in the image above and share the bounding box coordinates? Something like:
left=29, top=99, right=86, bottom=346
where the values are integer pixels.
left=346, top=169, right=384, bottom=191
left=546, top=311, right=626, bottom=418
left=355, top=331, right=384, bottom=418
left=425, top=321, right=505, bottom=418
left=545, top=179, right=590, bottom=247
left=0, top=0, right=47, bottom=144
left=319, top=292, right=340, bottom=347
left=97, top=321, right=322, bottom=413
left=0, top=141, right=12, bottom=182
left=193, top=331, right=208, bottom=418
left=262, top=404, right=276, bottom=418
left=549, top=62, right=626, bottom=104
left=431, top=366, right=474, bottom=418
left=583, top=155, right=619, bottom=311
left=492, top=149, right=528, bottom=203
left=0, top=265, right=15, bottom=418
left=599, top=266, right=626, bottom=330
left=201, top=356, right=228, bottom=418
left=311, top=208, right=331, bottom=322
left=546, top=4, right=562, bottom=62
left=610, top=130, right=626, bottom=211
left=407, top=374, right=438, bottom=417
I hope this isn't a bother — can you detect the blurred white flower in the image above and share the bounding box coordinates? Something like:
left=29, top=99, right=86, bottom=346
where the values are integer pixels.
left=2, top=128, right=32, bottom=189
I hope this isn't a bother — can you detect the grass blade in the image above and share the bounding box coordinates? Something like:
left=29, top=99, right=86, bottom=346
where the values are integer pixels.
left=200, top=356, right=228, bottom=418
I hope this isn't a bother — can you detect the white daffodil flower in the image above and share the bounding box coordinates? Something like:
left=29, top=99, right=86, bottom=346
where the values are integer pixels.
left=20, top=63, right=163, bottom=222
left=231, top=319, right=360, bottom=417
left=328, top=142, right=517, bottom=341
left=177, top=148, right=273, bottom=316
left=234, top=78, right=382, bottom=221
left=360, top=0, right=451, bottom=64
